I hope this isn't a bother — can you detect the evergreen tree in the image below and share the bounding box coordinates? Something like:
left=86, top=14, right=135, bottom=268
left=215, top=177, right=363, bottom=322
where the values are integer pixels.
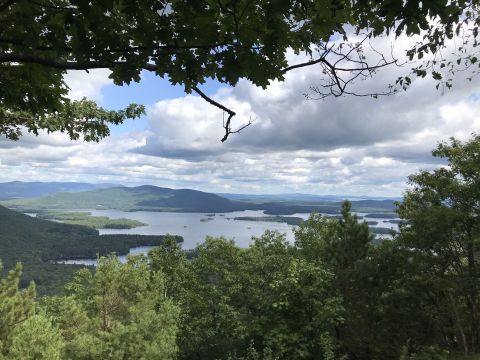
left=50, top=255, right=180, bottom=359
left=8, top=313, right=64, bottom=360
left=0, top=262, right=36, bottom=357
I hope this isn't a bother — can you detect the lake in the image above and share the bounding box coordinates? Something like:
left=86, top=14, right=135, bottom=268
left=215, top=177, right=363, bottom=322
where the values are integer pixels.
left=56, top=209, right=399, bottom=265
left=92, top=209, right=297, bottom=248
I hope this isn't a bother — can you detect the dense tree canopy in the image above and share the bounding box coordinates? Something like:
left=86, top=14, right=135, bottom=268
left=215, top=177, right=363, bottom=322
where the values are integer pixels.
left=397, top=134, right=480, bottom=356
left=1, top=0, right=478, bottom=141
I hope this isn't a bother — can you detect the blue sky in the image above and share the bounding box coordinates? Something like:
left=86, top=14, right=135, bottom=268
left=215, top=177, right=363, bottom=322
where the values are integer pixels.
left=100, top=72, right=223, bottom=135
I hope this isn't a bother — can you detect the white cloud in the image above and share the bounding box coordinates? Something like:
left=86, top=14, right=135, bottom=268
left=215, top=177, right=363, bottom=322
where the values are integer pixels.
left=64, top=69, right=113, bottom=102
left=1, top=33, right=479, bottom=197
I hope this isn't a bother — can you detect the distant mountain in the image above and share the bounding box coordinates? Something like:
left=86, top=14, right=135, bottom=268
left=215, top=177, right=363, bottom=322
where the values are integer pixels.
left=2, top=185, right=252, bottom=212
left=218, top=192, right=402, bottom=203
left=2, top=185, right=398, bottom=214
left=0, top=181, right=121, bottom=200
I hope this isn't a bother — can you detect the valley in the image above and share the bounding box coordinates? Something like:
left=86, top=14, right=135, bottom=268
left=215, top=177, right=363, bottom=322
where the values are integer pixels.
left=0, top=182, right=399, bottom=294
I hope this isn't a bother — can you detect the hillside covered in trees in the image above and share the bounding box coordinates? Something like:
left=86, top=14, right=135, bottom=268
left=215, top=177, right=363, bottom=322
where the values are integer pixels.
left=0, top=205, right=181, bottom=294
left=2, top=184, right=396, bottom=215
left=0, top=181, right=120, bottom=200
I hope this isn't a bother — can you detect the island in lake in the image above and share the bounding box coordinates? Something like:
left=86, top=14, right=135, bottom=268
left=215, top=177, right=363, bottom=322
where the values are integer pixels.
left=35, top=210, right=146, bottom=229
left=233, top=216, right=304, bottom=226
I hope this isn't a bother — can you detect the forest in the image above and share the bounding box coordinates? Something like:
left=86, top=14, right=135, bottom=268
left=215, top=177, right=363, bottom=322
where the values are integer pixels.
left=0, top=205, right=182, bottom=294
left=1, top=135, right=479, bottom=359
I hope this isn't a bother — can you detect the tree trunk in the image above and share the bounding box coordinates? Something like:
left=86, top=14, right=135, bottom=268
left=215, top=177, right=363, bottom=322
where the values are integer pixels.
left=466, top=237, right=479, bottom=353
left=451, top=294, right=469, bottom=355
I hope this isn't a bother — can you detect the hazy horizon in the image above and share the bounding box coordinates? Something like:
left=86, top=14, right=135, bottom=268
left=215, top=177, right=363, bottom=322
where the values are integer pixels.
left=0, top=180, right=402, bottom=200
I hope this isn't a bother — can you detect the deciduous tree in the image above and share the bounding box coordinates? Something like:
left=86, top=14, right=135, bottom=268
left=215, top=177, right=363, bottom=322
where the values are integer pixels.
left=397, top=134, right=480, bottom=356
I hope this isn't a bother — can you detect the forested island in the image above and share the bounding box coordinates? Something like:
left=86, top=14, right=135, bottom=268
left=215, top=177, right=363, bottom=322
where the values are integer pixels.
left=233, top=216, right=385, bottom=232
left=35, top=210, right=146, bottom=229
left=233, top=215, right=304, bottom=226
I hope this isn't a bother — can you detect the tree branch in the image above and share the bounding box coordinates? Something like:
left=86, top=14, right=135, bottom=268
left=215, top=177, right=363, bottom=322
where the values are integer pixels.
left=192, top=85, right=246, bottom=142
left=0, top=53, right=117, bottom=69
left=0, top=34, right=399, bottom=143
left=282, top=57, right=326, bottom=72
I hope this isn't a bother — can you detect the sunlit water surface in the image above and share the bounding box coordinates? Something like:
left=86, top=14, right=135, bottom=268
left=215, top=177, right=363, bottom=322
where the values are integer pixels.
left=55, top=209, right=398, bottom=265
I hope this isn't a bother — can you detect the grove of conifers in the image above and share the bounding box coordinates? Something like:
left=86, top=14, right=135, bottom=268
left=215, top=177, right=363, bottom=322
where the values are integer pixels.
left=1, top=135, right=479, bottom=359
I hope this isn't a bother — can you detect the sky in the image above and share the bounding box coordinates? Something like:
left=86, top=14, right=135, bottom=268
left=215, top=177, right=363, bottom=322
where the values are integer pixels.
left=0, top=33, right=479, bottom=197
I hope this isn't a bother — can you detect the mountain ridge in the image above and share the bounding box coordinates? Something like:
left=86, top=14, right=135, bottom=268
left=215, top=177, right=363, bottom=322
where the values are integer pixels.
left=1, top=185, right=397, bottom=214
left=0, top=181, right=121, bottom=199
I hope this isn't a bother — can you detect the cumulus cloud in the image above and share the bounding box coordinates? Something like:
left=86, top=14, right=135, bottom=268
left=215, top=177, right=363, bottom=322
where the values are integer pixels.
left=137, top=32, right=479, bottom=158
left=1, top=33, right=479, bottom=197
left=126, top=32, right=479, bottom=196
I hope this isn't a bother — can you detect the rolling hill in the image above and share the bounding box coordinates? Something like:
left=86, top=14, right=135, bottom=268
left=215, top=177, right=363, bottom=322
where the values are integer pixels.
left=1, top=185, right=398, bottom=214
left=0, top=181, right=120, bottom=200
left=1, top=185, right=251, bottom=212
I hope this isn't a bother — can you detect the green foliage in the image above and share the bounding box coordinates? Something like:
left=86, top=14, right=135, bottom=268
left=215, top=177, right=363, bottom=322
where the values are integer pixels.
left=171, top=230, right=346, bottom=360
left=397, top=134, right=480, bottom=356
left=8, top=313, right=65, bottom=360
left=0, top=1, right=477, bottom=140
left=0, top=256, right=179, bottom=360
left=57, top=256, right=180, bottom=359
left=149, top=235, right=190, bottom=299
left=36, top=210, right=146, bottom=229
left=0, top=97, right=144, bottom=142
left=0, top=262, right=36, bottom=357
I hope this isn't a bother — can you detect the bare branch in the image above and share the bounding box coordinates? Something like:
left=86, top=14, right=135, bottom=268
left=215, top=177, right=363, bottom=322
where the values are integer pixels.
left=191, top=85, right=254, bottom=142
left=189, top=35, right=400, bottom=141
left=192, top=85, right=235, bottom=116
left=228, top=116, right=254, bottom=136
left=297, top=35, right=400, bottom=100
left=192, top=85, right=237, bottom=142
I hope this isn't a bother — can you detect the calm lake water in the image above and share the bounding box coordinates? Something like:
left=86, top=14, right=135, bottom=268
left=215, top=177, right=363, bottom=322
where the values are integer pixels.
left=55, top=209, right=399, bottom=265
left=92, top=209, right=297, bottom=248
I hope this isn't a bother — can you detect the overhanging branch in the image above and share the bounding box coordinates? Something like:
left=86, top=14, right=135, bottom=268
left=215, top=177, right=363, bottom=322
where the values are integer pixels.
left=0, top=33, right=400, bottom=142
left=192, top=85, right=249, bottom=143
left=0, top=53, right=117, bottom=70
